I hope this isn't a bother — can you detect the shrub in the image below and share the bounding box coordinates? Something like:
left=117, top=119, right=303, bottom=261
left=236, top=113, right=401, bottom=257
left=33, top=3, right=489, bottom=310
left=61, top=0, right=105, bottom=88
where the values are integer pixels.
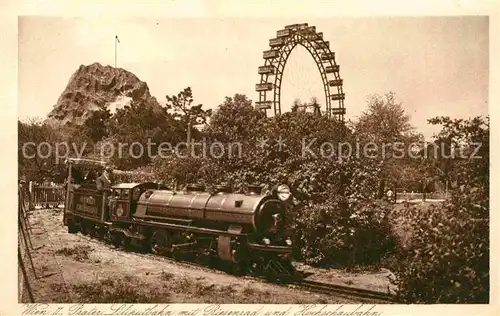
left=294, top=196, right=398, bottom=266
left=388, top=195, right=489, bottom=303
left=387, top=116, right=489, bottom=303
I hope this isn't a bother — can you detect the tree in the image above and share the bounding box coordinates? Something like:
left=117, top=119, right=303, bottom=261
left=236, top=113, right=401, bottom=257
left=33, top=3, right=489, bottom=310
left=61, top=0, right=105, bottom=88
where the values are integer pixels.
left=426, top=116, right=489, bottom=192
left=203, top=94, right=264, bottom=142
left=291, top=98, right=301, bottom=112
left=104, top=100, right=186, bottom=169
left=165, top=87, right=212, bottom=144
left=18, top=119, right=67, bottom=182
left=309, top=97, right=321, bottom=116
left=355, top=92, right=417, bottom=143
left=353, top=92, right=423, bottom=196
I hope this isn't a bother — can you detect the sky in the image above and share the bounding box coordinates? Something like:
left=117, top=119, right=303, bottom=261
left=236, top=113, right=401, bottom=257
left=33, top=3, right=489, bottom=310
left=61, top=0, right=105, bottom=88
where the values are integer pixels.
left=18, top=16, right=489, bottom=140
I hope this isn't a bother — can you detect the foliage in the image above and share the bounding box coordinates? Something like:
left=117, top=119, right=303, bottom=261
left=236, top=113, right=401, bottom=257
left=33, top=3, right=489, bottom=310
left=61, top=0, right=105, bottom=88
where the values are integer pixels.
left=165, top=87, right=212, bottom=125
left=149, top=153, right=203, bottom=187
left=18, top=119, right=67, bottom=182
left=203, top=94, right=264, bottom=142
left=425, top=116, right=489, bottom=191
left=353, top=92, right=424, bottom=195
left=294, top=197, right=398, bottom=266
left=104, top=100, right=186, bottom=169
left=165, top=87, right=212, bottom=144
left=355, top=92, right=417, bottom=143
left=388, top=199, right=488, bottom=303
left=202, top=100, right=360, bottom=204
left=387, top=116, right=489, bottom=303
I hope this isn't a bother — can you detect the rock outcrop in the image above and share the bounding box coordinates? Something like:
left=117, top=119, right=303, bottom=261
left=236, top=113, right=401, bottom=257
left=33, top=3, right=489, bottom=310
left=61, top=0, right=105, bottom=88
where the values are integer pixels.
left=46, top=63, right=160, bottom=126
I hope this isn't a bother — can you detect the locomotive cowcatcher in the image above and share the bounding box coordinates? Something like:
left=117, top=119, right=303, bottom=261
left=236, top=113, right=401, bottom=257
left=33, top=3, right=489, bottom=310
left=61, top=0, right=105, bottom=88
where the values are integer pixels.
left=63, top=158, right=298, bottom=279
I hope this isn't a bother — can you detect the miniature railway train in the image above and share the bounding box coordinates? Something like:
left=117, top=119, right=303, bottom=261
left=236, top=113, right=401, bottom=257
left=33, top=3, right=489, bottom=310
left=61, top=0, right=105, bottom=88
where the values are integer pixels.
left=62, top=158, right=298, bottom=279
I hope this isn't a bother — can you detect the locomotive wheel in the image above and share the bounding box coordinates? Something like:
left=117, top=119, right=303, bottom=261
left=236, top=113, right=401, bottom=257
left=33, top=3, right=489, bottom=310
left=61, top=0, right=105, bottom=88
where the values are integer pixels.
left=110, top=233, right=122, bottom=248
left=150, top=230, right=172, bottom=256
left=140, top=238, right=152, bottom=253
left=248, top=261, right=263, bottom=276
left=88, top=225, right=98, bottom=239
left=230, top=248, right=248, bottom=276
left=80, top=222, right=89, bottom=236
left=122, top=237, right=132, bottom=250
left=96, top=227, right=106, bottom=241
left=230, top=262, right=248, bottom=276
left=195, top=251, right=212, bottom=267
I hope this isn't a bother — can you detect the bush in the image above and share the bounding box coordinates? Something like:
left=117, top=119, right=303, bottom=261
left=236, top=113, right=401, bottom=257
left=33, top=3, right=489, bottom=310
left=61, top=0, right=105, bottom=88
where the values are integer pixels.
left=294, top=196, right=398, bottom=266
left=387, top=116, right=489, bottom=303
left=388, top=196, right=489, bottom=303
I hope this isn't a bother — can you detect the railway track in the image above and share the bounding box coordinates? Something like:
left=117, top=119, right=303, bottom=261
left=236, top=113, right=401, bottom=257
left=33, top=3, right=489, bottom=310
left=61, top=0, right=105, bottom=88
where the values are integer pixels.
left=80, top=233, right=398, bottom=303
left=291, top=279, right=398, bottom=303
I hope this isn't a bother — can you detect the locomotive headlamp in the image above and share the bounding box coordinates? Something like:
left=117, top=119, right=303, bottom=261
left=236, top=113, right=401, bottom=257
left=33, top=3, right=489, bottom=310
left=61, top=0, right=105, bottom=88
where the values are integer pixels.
left=275, top=184, right=291, bottom=201
left=262, top=238, right=271, bottom=245
left=285, top=238, right=292, bottom=246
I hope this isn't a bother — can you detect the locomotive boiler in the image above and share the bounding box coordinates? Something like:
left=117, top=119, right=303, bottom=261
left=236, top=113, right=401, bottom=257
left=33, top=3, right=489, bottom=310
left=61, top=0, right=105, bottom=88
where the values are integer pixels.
left=63, top=158, right=297, bottom=279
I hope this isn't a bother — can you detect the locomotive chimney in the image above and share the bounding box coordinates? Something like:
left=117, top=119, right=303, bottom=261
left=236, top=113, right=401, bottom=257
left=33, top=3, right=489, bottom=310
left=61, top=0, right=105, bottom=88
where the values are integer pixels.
left=213, top=184, right=231, bottom=194
left=247, top=184, right=262, bottom=195
left=186, top=183, right=205, bottom=192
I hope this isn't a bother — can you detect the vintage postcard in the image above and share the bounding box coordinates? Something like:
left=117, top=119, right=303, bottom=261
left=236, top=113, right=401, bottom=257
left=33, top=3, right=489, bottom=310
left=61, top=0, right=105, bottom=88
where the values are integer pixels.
left=1, top=0, right=499, bottom=315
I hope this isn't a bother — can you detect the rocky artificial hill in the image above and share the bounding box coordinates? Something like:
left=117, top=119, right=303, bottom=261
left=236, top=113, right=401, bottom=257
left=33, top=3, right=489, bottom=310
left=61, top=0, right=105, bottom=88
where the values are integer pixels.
left=45, top=62, right=161, bottom=126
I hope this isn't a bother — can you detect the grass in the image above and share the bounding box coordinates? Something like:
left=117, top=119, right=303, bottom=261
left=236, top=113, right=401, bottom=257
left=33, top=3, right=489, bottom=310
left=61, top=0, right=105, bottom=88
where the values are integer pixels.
left=160, top=270, right=174, bottom=281
left=71, top=272, right=312, bottom=304
left=72, top=277, right=167, bottom=303
left=55, top=245, right=93, bottom=262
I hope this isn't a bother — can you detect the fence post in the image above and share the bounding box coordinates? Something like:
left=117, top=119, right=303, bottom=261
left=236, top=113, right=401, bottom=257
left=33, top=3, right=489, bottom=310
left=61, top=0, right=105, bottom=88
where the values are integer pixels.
left=18, top=246, right=35, bottom=303
left=28, top=181, right=34, bottom=210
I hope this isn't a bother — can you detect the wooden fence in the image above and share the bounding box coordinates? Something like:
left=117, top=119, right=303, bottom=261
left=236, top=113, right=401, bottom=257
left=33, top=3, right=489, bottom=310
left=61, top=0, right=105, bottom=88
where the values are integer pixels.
left=395, top=191, right=448, bottom=202
left=18, top=186, right=36, bottom=302
left=27, top=182, right=66, bottom=209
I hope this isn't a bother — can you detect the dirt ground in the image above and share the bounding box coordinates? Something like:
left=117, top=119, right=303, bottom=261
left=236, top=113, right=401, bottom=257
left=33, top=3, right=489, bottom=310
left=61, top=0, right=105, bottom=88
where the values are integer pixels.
left=19, top=208, right=393, bottom=303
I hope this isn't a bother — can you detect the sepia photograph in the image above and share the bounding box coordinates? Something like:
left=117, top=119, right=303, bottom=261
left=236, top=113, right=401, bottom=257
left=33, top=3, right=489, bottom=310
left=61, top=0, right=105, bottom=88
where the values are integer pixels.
left=8, top=2, right=496, bottom=314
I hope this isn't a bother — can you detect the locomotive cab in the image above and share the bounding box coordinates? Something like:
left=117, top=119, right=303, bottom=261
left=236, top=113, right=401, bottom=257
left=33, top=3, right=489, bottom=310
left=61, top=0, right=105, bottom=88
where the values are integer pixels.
left=63, top=158, right=109, bottom=230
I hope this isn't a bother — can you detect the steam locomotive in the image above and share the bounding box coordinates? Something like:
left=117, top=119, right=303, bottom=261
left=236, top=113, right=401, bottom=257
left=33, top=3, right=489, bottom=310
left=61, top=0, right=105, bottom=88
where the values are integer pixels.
left=62, top=158, right=298, bottom=279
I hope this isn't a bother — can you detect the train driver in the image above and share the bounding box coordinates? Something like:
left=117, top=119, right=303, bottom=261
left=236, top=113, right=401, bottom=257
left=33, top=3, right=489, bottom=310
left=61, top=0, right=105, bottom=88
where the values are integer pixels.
left=96, top=166, right=113, bottom=192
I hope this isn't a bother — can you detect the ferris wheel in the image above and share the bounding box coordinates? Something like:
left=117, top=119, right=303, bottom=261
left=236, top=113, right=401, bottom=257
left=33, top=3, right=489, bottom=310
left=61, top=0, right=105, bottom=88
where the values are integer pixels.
left=255, top=23, right=346, bottom=121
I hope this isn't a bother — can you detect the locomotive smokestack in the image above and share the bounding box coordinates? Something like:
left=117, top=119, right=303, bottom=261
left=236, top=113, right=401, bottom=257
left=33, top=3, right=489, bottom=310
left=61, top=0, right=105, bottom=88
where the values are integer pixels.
left=186, top=183, right=205, bottom=192
left=213, top=184, right=231, bottom=194
left=247, top=184, right=262, bottom=195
